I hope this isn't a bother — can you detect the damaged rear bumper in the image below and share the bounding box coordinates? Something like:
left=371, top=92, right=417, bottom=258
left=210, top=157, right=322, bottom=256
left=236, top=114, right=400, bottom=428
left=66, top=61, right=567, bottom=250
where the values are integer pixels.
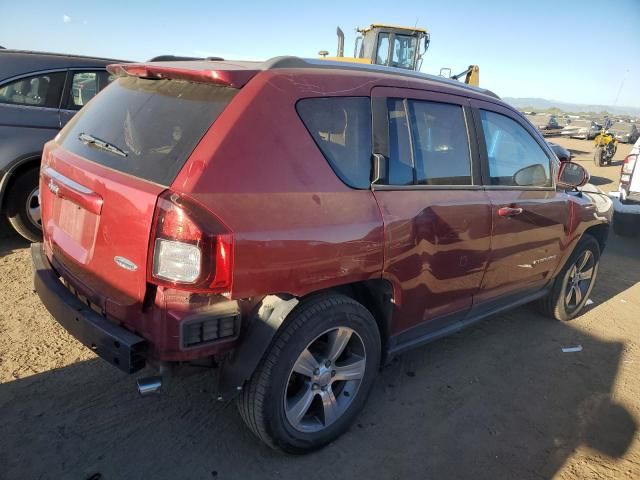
left=31, top=243, right=147, bottom=373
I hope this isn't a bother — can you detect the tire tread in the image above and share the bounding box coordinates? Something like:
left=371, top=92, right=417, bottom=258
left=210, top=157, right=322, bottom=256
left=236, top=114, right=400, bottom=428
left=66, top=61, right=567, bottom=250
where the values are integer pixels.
left=237, top=293, right=364, bottom=451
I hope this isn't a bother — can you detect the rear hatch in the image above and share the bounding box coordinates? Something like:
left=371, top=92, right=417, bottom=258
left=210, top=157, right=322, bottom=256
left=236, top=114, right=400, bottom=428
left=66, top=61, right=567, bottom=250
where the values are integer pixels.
left=40, top=66, right=240, bottom=317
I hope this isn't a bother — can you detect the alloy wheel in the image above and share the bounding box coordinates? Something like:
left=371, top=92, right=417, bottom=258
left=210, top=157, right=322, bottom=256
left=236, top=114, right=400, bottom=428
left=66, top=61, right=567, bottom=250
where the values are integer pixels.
left=284, top=327, right=366, bottom=433
left=26, top=187, right=41, bottom=228
left=564, top=250, right=595, bottom=311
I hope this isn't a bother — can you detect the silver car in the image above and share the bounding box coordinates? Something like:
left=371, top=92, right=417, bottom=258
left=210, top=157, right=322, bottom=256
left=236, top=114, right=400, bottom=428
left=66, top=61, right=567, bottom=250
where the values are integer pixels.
left=561, top=119, right=601, bottom=140
left=610, top=122, right=639, bottom=144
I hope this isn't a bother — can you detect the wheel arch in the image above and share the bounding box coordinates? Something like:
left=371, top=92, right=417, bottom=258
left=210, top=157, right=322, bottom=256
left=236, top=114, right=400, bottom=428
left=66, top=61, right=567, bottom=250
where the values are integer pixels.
left=583, top=222, right=609, bottom=253
left=324, top=279, right=394, bottom=363
left=217, top=279, right=395, bottom=400
left=0, top=153, right=41, bottom=214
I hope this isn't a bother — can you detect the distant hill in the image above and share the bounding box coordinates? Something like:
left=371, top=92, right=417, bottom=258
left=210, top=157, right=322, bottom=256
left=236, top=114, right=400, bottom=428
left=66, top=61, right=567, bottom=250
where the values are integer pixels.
left=503, top=97, right=640, bottom=117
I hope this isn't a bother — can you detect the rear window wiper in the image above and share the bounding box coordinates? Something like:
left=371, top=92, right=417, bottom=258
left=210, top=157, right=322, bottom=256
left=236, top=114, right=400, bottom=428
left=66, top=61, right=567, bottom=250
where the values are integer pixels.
left=78, top=133, right=128, bottom=158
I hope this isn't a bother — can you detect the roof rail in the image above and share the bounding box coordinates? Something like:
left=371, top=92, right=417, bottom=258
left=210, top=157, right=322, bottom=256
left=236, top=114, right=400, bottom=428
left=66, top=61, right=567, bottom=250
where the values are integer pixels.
left=262, top=56, right=500, bottom=99
left=0, top=49, right=129, bottom=63
left=148, top=55, right=203, bottom=62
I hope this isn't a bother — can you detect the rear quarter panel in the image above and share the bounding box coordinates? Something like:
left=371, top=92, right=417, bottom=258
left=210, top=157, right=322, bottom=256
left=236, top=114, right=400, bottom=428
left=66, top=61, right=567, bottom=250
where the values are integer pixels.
left=172, top=70, right=386, bottom=298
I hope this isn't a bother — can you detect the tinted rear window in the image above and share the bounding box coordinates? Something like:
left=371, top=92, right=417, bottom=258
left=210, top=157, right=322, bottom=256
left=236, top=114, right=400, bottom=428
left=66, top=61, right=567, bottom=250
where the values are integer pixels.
left=408, top=100, right=471, bottom=185
left=58, top=76, right=237, bottom=185
left=296, top=97, right=372, bottom=189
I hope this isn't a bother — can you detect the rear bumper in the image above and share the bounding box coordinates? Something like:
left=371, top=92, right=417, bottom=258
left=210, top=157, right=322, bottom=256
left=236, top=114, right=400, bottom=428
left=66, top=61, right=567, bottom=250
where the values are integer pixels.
left=609, top=192, right=640, bottom=215
left=31, top=243, right=147, bottom=373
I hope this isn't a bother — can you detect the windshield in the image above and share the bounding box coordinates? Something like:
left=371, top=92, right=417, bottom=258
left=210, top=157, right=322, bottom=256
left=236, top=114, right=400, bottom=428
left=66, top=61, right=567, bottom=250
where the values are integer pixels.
left=391, top=34, right=418, bottom=69
left=58, top=76, right=237, bottom=185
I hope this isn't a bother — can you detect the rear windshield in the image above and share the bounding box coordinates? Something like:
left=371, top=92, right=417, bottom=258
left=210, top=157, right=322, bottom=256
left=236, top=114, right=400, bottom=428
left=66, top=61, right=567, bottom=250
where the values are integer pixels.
left=58, top=76, right=237, bottom=185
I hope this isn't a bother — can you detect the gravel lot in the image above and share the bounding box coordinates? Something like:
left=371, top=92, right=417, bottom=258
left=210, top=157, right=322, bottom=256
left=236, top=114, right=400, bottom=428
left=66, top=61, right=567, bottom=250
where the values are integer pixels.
left=0, top=138, right=638, bottom=479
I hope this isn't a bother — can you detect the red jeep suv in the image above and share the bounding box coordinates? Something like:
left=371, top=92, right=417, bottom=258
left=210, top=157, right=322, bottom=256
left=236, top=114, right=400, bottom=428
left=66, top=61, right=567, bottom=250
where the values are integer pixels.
left=32, top=57, right=611, bottom=453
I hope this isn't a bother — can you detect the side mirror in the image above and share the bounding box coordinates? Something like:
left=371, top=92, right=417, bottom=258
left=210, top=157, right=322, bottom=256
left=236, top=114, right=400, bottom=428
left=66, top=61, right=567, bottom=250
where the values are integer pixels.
left=513, top=163, right=548, bottom=186
left=557, top=161, right=589, bottom=189
left=423, top=32, right=431, bottom=52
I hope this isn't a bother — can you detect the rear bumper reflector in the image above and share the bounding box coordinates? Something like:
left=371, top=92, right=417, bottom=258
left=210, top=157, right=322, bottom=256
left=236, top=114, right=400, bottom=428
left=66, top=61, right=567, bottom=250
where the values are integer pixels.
left=180, top=306, right=240, bottom=349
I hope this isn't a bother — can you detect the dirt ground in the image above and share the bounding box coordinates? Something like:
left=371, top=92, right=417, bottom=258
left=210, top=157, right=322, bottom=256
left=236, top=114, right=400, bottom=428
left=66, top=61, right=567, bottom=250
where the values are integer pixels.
left=1, top=138, right=638, bottom=480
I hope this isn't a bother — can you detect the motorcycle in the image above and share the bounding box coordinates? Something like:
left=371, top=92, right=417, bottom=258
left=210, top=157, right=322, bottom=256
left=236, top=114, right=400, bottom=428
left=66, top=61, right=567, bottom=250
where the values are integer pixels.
left=593, top=120, right=618, bottom=167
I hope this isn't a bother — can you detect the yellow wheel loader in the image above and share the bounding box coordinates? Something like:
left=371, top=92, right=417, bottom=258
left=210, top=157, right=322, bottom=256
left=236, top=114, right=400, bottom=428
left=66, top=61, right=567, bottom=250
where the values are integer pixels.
left=319, top=23, right=480, bottom=86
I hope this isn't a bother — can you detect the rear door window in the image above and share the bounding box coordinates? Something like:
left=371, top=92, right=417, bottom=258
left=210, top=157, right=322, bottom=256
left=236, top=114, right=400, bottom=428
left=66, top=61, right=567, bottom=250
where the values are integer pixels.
left=408, top=100, right=471, bottom=185
left=0, top=72, right=66, bottom=108
left=480, top=109, right=551, bottom=187
left=384, top=97, right=472, bottom=186
left=296, top=97, right=372, bottom=189
left=66, top=71, right=114, bottom=110
left=58, top=76, right=237, bottom=185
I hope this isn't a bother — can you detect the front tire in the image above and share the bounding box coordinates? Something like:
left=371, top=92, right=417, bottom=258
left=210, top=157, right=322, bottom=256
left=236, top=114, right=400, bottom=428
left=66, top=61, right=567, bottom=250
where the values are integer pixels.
left=5, top=168, right=42, bottom=242
left=540, top=234, right=600, bottom=321
left=237, top=294, right=381, bottom=453
left=594, top=147, right=605, bottom=167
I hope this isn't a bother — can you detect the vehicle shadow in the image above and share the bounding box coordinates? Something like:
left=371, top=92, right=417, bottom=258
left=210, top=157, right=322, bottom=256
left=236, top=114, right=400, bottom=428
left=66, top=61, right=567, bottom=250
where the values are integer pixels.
left=588, top=175, right=613, bottom=186
left=1, top=224, right=637, bottom=480
left=0, top=218, right=29, bottom=257
left=1, top=301, right=636, bottom=478
left=569, top=148, right=591, bottom=156
left=586, top=230, right=640, bottom=307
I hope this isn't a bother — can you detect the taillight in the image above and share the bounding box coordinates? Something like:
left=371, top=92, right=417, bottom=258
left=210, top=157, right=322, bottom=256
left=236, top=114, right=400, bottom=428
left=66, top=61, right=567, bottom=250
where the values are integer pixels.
left=621, top=154, right=637, bottom=186
left=622, top=154, right=636, bottom=174
left=148, top=191, right=233, bottom=294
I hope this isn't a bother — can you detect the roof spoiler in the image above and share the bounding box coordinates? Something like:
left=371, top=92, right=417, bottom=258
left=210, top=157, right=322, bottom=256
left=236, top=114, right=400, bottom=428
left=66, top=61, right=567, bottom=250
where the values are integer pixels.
left=147, top=55, right=225, bottom=62
left=106, top=63, right=259, bottom=88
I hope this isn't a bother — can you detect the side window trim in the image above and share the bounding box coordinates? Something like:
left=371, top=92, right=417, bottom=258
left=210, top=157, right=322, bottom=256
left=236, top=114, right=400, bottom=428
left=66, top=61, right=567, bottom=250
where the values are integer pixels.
left=403, top=98, right=418, bottom=184
left=59, top=70, right=73, bottom=110
left=371, top=89, right=480, bottom=190
left=469, top=106, right=490, bottom=185
left=464, top=105, right=482, bottom=185
left=471, top=101, right=556, bottom=190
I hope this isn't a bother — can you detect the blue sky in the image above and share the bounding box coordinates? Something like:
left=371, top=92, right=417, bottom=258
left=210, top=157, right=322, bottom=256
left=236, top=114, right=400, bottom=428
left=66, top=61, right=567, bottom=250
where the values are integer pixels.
left=2, top=0, right=639, bottom=107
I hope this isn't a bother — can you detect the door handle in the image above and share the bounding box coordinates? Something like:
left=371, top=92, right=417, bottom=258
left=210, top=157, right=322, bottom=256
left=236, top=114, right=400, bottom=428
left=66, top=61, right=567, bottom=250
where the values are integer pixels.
left=498, top=206, right=523, bottom=217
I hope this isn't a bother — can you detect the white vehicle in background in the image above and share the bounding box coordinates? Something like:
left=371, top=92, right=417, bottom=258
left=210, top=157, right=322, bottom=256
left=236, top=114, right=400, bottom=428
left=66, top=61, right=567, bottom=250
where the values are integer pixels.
left=609, top=137, right=640, bottom=236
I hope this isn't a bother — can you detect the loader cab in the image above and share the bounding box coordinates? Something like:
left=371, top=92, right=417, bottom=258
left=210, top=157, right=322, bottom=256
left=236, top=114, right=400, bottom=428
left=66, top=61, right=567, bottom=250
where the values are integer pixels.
left=355, top=24, right=429, bottom=71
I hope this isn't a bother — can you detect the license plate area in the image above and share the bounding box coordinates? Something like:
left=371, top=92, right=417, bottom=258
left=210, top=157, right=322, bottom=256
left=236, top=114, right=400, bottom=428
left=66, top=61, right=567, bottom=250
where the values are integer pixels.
left=50, top=197, right=100, bottom=265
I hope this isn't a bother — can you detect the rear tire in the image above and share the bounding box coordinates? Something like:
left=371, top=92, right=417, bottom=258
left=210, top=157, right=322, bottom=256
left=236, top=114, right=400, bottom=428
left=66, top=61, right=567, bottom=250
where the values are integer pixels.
left=5, top=168, right=42, bottom=242
left=539, top=234, right=600, bottom=321
left=236, top=293, right=381, bottom=453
